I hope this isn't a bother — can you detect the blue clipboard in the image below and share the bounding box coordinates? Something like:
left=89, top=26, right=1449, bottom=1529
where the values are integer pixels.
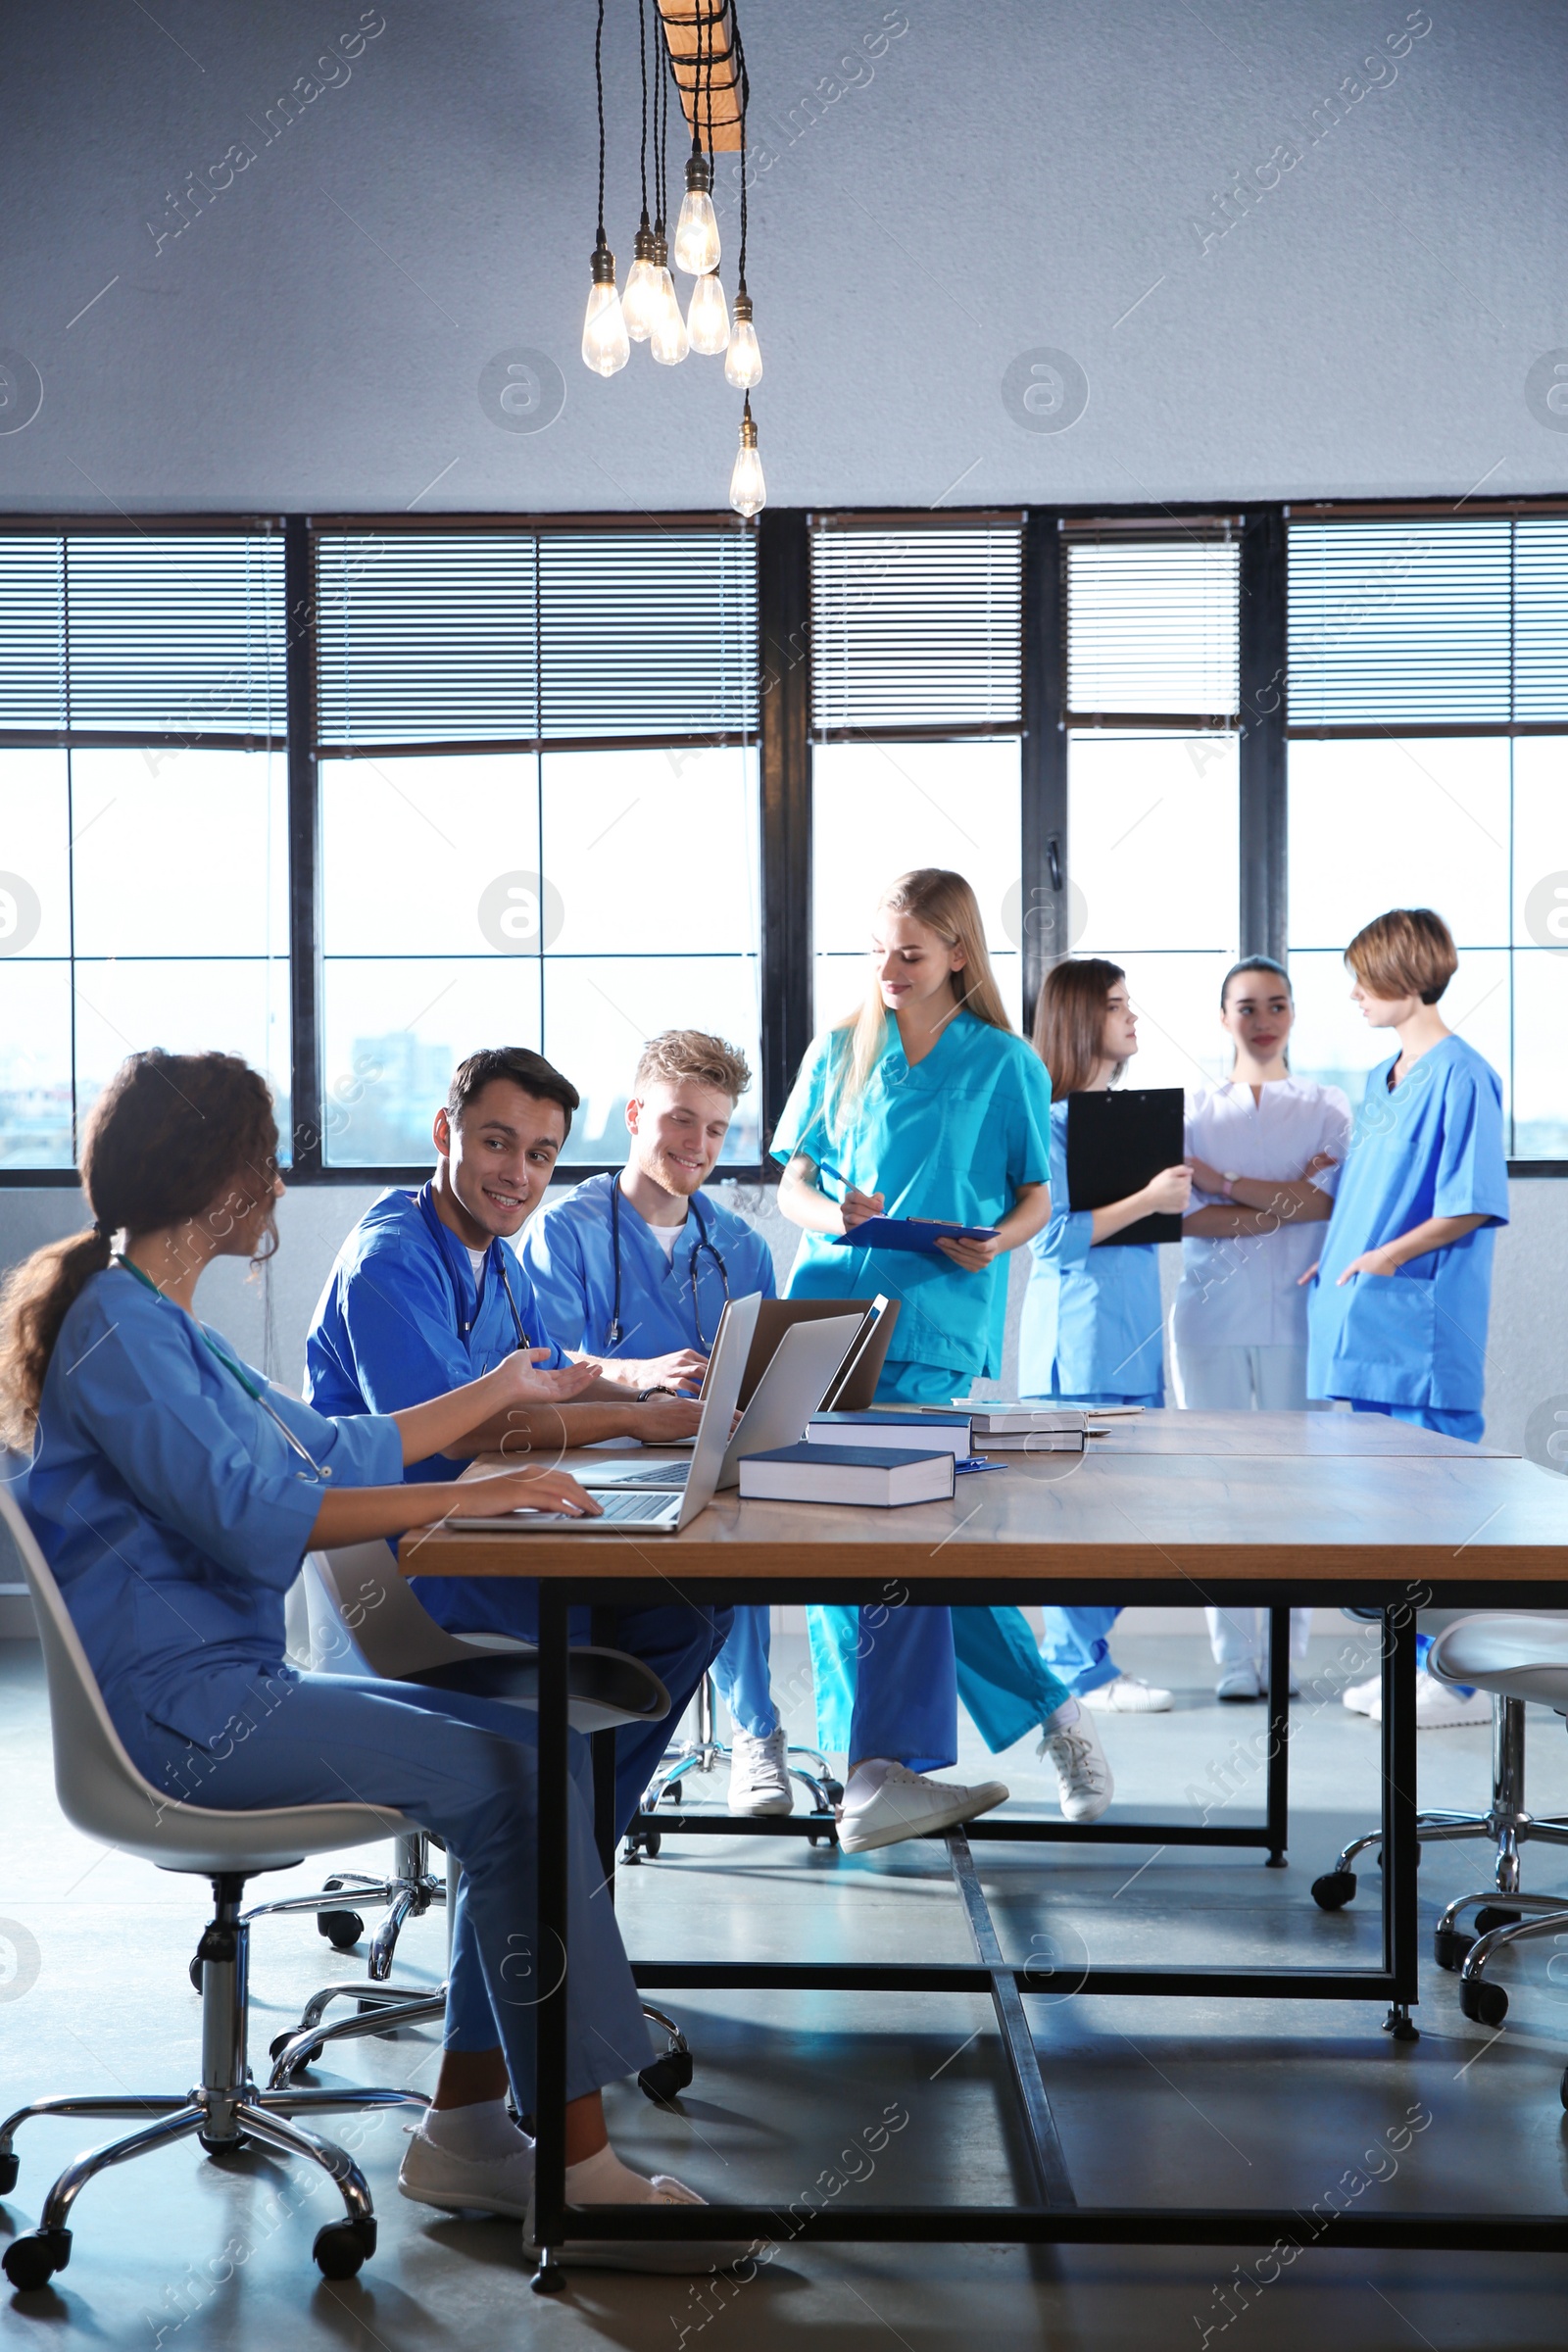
left=830, top=1217, right=1000, bottom=1255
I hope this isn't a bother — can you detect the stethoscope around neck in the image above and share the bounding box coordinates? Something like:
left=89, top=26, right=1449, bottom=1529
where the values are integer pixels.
left=416, top=1185, right=528, bottom=1359
left=608, top=1181, right=729, bottom=1351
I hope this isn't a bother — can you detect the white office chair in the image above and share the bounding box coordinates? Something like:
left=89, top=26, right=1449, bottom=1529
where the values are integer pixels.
left=0, top=1491, right=426, bottom=2293
left=1427, top=1615, right=1568, bottom=2033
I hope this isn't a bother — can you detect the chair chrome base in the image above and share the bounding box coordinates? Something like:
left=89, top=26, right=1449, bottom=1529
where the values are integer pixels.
left=629, top=1673, right=841, bottom=1860
left=0, top=1874, right=426, bottom=2291
left=236, top=1829, right=447, bottom=1982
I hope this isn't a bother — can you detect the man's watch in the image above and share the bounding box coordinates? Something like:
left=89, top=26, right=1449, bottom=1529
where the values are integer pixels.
left=635, top=1387, right=668, bottom=1402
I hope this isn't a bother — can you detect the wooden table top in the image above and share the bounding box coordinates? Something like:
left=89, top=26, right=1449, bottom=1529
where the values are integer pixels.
left=399, top=1412, right=1568, bottom=1590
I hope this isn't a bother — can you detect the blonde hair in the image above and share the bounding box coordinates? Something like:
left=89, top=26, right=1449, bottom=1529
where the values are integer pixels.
left=1031, top=958, right=1127, bottom=1096
left=829, top=868, right=1012, bottom=1122
left=634, top=1029, right=753, bottom=1103
left=1345, top=907, right=1457, bottom=1004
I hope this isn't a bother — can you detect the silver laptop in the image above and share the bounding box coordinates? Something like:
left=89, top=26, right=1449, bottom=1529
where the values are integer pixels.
left=459, top=1291, right=762, bottom=1534
left=591, top=1311, right=864, bottom=1494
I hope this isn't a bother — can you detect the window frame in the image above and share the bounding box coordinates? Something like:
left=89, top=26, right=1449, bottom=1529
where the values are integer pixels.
left=3, top=497, right=1566, bottom=1185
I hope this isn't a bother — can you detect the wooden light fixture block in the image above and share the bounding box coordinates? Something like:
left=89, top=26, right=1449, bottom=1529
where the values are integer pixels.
left=657, top=0, right=743, bottom=149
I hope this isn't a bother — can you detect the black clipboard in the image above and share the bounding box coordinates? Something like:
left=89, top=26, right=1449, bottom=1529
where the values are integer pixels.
left=1064, top=1088, right=1186, bottom=1246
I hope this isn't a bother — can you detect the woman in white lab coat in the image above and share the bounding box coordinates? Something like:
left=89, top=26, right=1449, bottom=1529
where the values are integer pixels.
left=1172, top=958, right=1352, bottom=1700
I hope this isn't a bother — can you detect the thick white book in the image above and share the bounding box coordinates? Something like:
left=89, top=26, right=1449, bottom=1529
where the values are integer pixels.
left=806, top=1409, right=972, bottom=1460
left=738, top=1443, right=956, bottom=1507
left=972, top=1429, right=1086, bottom=1452
left=957, top=1404, right=1089, bottom=1435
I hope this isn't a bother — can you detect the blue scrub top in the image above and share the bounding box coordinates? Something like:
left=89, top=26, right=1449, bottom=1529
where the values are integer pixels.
left=521, top=1171, right=777, bottom=1360
left=1306, top=1035, right=1508, bottom=1413
left=305, top=1181, right=568, bottom=1487
left=1018, top=1100, right=1165, bottom=1403
left=769, top=1010, right=1053, bottom=1381
left=26, top=1266, right=401, bottom=1767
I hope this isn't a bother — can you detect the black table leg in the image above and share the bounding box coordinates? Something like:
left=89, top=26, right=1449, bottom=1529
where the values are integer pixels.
left=589, top=1604, right=618, bottom=1895
left=531, top=1582, right=571, bottom=2293
left=1381, top=1600, right=1421, bottom=2041
left=1265, top=1606, right=1291, bottom=1867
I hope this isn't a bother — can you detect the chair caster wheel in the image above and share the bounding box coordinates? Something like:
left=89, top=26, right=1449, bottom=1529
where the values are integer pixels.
left=318, top=1909, right=365, bottom=1952
left=531, top=2259, right=567, bottom=2295
left=824, top=1780, right=844, bottom=1806
left=0, top=2148, right=18, bottom=2194
left=269, top=2033, right=324, bottom=2070
left=3, top=2227, right=72, bottom=2290
left=639, top=2047, right=695, bottom=2105
left=1311, top=1871, right=1356, bottom=1911
left=1474, top=1906, right=1522, bottom=1936
left=1559, top=2065, right=1568, bottom=2114
left=313, top=2218, right=375, bottom=2278
left=662, top=1780, right=684, bottom=1806
left=808, top=1827, right=839, bottom=1848
left=642, top=1828, right=662, bottom=1859
left=1434, top=1926, right=1475, bottom=1971
left=189, top=1953, right=203, bottom=1992
left=1460, top=1976, right=1508, bottom=2028
left=199, top=2130, right=254, bottom=2158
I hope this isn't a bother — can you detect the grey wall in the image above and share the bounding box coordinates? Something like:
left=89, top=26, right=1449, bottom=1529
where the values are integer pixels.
left=1, top=1174, right=1561, bottom=1445
left=2, top=1, right=1567, bottom=513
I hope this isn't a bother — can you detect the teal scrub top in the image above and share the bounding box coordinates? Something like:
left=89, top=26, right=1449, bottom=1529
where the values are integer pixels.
left=1306, top=1034, right=1508, bottom=1414
left=1018, top=1098, right=1165, bottom=1402
left=769, top=1009, right=1053, bottom=1381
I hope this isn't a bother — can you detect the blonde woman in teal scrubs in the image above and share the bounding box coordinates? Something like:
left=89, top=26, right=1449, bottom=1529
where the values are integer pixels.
left=773, top=868, right=1114, bottom=1830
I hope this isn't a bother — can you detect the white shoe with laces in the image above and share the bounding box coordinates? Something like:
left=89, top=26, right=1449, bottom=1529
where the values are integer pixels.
left=727, top=1724, right=794, bottom=1816
left=1215, top=1663, right=1263, bottom=1702
left=1038, top=1707, right=1113, bottom=1823
left=1365, top=1670, right=1491, bottom=1729
left=836, top=1760, right=1008, bottom=1853
left=399, top=2125, right=536, bottom=2220
left=1081, top=1672, right=1172, bottom=1715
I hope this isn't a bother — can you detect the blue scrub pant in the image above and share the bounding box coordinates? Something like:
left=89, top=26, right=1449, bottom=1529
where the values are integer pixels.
left=133, top=1670, right=652, bottom=2110
left=1029, top=1387, right=1163, bottom=1698
left=712, top=1605, right=777, bottom=1739
left=806, top=1355, right=959, bottom=1772
left=1351, top=1400, right=1484, bottom=1682
left=411, top=1574, right=729, bottom=1833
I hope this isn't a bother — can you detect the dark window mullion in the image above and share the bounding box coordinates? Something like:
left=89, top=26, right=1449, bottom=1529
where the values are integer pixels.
left=285, top=517, right=322, bottom=1175
left=1239, top=507, right=1288, bottom=963
left=1021, top=510, right=1067, bottom=1032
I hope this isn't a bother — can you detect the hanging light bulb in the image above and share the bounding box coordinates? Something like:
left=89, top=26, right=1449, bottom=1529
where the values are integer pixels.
left=724, top=287, right=761, bottom=388
left=674, top=150, right=720, bottom=274
left=581, top=241, right=629, bottom=375
left=729, top=394, right=765, bottom=518
left=687, top=270, right=730, bottom=356
left=622, top=221, right=661, bottom=342
left=649, top=229, right=688, bottom=365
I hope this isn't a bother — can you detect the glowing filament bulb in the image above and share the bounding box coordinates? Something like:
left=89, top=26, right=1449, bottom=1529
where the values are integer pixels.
left=581, top=243, right=628, bottom=376
left=674, top=151, right=720, bottom=274
left=687, top=270, right=730, bottom=355
left=724, top=289, right=761, bottom=388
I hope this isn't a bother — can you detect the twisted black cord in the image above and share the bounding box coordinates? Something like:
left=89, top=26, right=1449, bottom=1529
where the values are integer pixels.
left=637, top=0, right=649, bottom=225
left=594, top=0, right=607, bottom=245
left=733, top=7, right=749, bottom=290
left=653, top=4, right=667, bottom=234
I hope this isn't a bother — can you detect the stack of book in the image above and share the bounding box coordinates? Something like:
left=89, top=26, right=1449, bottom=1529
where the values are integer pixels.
left=738, top=1444, right=956, bottom=1507
left=957, top=1404, right=1088, bottom=1453
left=805, top=1407, right=973, bottom=1460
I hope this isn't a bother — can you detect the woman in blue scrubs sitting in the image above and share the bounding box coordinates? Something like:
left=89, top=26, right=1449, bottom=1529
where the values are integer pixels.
left=1021, top=959, right=1193, bottom=1716
left=1, top=1049, right=740, bottom=2270
left=1305, top=907, right=1509, bottom=1729
left=774, top=869, right=1113, bottom=1838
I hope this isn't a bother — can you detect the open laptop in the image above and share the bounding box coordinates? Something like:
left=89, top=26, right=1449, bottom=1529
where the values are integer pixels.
left=457, top=1291, right=762, bottom=1534
left=591, top=1310, right=864, bottom=1494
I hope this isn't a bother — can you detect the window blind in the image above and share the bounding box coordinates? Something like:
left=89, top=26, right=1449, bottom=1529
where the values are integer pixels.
left=315, top=527, right=758, bottom=746
left=1288, top=519, right=1515, bottom=726
left=1513, top=518, right=1568, bottom=722
left=810, top=525, right=1023, bottom=731
left=1065, top=536, right=1240, bottom=718
left=0, top=531, right=284, bottom=734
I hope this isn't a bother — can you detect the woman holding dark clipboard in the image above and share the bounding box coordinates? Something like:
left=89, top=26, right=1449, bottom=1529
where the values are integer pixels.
left=1021, top=958, right=1192, bottom=1714
left=771, top=870, right=1114, bottom=1838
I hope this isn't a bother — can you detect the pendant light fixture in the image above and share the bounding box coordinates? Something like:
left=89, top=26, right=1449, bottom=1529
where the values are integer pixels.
left=674, top=153, right=720, bottom=275
left=620, top=0, right=661, bottom=340
left=647, top=29, right=688, bottom=365
left=580, top=0, right=628, bottom=375
left=728, top=392, right=765, bottom=517
left=685, top=10, right=729, bottom=354
left=723, top=18, right=761, bottom=391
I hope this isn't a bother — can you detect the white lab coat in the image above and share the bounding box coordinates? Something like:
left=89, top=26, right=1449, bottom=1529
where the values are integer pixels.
left=1172, top=1078, right=1352, bottom=1355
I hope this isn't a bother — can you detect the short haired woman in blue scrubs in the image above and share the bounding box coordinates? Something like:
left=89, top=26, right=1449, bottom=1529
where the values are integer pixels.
left=774, top=869, right=1113, bottom=1838
left=1305, top=907, right=1509, bottom=1729
left=2, top=1050, right=743, bottom=2268
left=1021, top=958, right=1193, bottom=1716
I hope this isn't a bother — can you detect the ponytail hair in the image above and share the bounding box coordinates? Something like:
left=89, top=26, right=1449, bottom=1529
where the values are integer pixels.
left=828, top=868, right=1012, bottom=1126
left=0, top=1050, right=279, bottom=1451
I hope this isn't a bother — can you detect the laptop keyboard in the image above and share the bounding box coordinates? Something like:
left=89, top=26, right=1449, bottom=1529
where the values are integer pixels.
left=583, top=1488, right=681, bottom=1522
left=601, top=1463, right=691, bottom=1490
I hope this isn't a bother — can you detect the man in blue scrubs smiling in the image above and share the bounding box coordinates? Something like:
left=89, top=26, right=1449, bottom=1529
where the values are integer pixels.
left=305, top=1045, right=731, bottom=1830
left=522, top=1030, right=792, bottom=1817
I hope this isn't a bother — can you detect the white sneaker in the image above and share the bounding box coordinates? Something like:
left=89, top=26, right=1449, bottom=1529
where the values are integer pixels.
left=728, top=1724, right=794, bottom=1816
left=1215, top=1663, right=1263, bottom=1702
left=1365, top=1670, right=1492, bottom=1730
left=1081, top=1673, right=1172, bottom=1715
left=1039, top=1709, right=1113, bottom=1823
left=526, top=2169, right=751, bottom=2276
left=399, top=2126, right=535, bottom=2220
left=1342, top=1672, right=1380, bottom=1715
left=837, top=1760, right=1008, bottom=1854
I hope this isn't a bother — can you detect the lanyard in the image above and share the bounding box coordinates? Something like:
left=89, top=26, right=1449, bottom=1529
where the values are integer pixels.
left=607, top=1181, right=730, bottom=1351
left=113, top=1255, right=332, bottom=1482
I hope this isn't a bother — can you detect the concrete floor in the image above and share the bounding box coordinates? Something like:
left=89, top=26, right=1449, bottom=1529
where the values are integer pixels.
left=6, top=1628, right=1568, bottom=2348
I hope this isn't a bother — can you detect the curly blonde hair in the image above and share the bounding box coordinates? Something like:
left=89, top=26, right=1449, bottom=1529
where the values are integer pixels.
left=633, top=1030, right=753, bottom=1103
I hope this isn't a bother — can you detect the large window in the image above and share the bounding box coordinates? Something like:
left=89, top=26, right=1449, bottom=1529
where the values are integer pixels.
left=1287, top=517, right=1568, bottom=1154
left=809, top=522, right=1024, bottom=1031
left=0, top=532, right=287, bottom=1170
left=314, top=527, right=760, bottom=1166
